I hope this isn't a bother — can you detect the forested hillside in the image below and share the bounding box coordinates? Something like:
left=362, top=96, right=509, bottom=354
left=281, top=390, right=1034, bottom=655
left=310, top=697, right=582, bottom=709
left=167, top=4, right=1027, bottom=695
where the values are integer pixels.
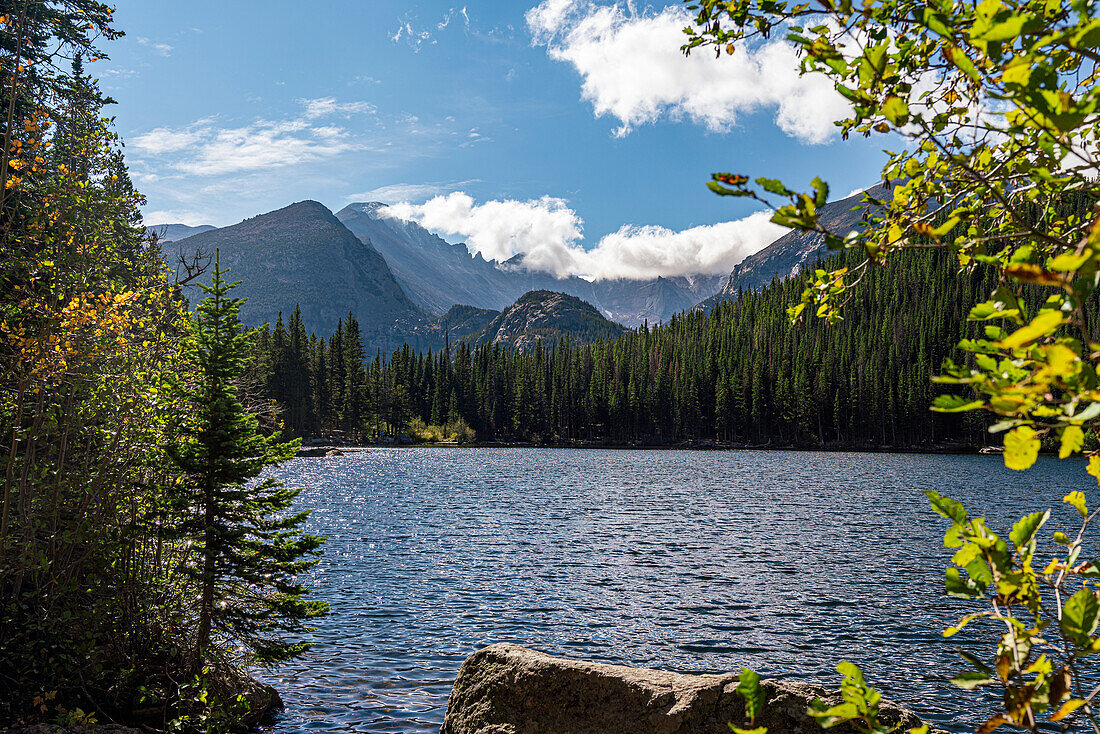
left=252, top=247, right=1021, bottom=448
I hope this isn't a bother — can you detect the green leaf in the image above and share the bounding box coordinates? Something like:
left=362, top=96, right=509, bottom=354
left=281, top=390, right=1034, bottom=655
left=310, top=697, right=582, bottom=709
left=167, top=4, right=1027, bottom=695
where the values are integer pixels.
left=1061, top=588, right=1099, bottom=647
left=755, top=177, right=793, bottom=196
left=958, top=650, right=996, bottom=676
left=735, top=668, right=764, bottom=722
left=1004, top=426, right=1040, bottom=471
left=946, top=567, right=985, bottom=598
left=1009, top=509, right=1049, bottom=550
left=950, top=670, right=997, bottom=689
left=944, top=44, right=980, bottom=80
left=922, top=9, right=953, bottom=37
left=975, top=14, right=1028, bottom=41
left=882, top=96, right=910, bottom=125
left=932, top=394, right=985, bottom=413
left=707, top=181, right=753, bottom=197
left=926, top=490, right=968, bottom=523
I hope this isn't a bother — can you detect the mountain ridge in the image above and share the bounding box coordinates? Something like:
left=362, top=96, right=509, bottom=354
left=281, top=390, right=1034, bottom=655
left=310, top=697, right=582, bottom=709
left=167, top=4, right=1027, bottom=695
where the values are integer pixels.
left=336, top=202, right=726, bottom=327
left=472, top=290, right=628, bottom=351
left=701, top=183, right=888, bottom=309
left=164, top=200, right=433, bottom=354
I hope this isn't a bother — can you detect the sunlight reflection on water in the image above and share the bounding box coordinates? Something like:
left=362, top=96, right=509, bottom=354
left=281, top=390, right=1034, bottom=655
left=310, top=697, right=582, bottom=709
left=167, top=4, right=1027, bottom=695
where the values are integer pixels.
left=257, top=448, right=1088, bottom=732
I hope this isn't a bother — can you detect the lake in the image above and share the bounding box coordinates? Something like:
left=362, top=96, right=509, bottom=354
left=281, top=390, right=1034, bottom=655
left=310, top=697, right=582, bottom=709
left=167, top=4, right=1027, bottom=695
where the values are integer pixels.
left=258, top=448, right=1089, bottom=732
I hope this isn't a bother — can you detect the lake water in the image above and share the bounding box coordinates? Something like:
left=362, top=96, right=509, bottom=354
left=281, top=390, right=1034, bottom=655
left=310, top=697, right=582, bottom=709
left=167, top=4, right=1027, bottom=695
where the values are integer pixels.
left=258, top=448, right=1090, bottom=732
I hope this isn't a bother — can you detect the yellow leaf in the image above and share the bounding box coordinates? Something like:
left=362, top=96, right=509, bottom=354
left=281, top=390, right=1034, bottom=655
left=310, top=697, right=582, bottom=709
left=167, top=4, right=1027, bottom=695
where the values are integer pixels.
left=1004, top=426, right=1040, bottom=470
left=1049, top=699, right=1087, bottom=722
left=999, top=310, right=1064, bottom=349
left=1002, top=58, right=1032, bottom=86
left=1089, top=456, right=1100, bottom=486
left=1061, top=426, right=1084, bottom=458
left=1044, top=343, right=1077, bottom=375
left=1065, top=490, right=1088, bottom=517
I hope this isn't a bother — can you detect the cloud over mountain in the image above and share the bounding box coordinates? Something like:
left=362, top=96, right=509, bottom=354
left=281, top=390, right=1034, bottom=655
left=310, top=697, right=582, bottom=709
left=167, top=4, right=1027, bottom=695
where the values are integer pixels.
left=525, top=0, right=850, bottom=143
left=381, top=192, right=786, bottom=281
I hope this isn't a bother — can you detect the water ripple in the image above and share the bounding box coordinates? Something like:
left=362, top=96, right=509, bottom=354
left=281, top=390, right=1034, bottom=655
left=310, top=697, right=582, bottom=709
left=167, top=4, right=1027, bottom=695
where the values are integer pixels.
left=257, top=449, right=1089, bottom=733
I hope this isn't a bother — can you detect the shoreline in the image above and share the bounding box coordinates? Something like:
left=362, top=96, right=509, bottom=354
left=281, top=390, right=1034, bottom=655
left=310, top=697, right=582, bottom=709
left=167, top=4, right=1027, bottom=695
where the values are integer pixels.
left=297, top=441, right=993, bottom=457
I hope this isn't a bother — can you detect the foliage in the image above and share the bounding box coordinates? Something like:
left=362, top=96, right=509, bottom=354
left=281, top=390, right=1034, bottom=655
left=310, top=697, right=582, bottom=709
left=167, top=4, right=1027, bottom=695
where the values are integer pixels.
left=684, top=0, right=1100, bottom=729
left=0, top=2, right=195, bottom=723
left=684, top=0, right=1100, bottom=470
left=919, top=490, right=1100, bottom=731
left=0, top=3, right=325, bottom=729
left=166, top=254, right=328, bottom=668
left=407, top=416, right=477, bottom=444
left=729, top=668, right=767, bottom=734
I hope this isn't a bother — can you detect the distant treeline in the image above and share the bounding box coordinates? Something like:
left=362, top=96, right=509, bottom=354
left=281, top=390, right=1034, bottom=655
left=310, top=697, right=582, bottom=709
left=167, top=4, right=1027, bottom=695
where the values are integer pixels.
left=249, top=246, right=1074, bottom=448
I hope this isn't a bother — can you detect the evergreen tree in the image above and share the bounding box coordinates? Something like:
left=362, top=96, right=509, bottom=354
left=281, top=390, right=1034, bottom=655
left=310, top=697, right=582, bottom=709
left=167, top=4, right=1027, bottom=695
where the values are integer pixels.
left=167, top=252, right=328, bottom=669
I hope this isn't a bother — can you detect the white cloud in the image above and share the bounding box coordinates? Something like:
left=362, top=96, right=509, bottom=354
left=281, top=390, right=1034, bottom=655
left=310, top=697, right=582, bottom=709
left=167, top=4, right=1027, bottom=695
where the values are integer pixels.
left=132, top=124, right=207, bottom=154
left=391, top=18, right=437, bottom=52
left=579, top=214, right=788, bottom=279
left=136, top=37, right=173, bottom=56
left=300, top=97, right=376, bottom=119
left=143, top=209, right=208, bottom=227
left=381, top=192, right=786, bottom=279
left=525, top=0, right=850, bottom=143
left=391, top=7, right=473, bottom=52
left=132, top=118, right=359, bottom=176
left=346, top=181, right=477, bottom=204
left=130, top=98, right=378, bottom=177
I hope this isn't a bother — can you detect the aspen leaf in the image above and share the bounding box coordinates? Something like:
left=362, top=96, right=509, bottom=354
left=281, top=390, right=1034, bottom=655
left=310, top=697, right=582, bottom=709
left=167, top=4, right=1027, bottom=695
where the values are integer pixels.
left=1003, top=426, right=1039, bottom=470
left=998, top=310, right=1063, bottom=349
left=1048, top=699, right=1086, bottom=722
left=1089, top=456, right=1100, bottom=486
left=1060, top=426, right=1084, bottom=458
left=1065, top=490, right=1088, bottom=517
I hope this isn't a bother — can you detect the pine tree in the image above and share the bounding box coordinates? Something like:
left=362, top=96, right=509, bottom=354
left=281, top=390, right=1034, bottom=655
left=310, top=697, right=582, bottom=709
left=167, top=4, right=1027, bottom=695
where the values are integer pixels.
left=167, top=252, right=328, bottom=669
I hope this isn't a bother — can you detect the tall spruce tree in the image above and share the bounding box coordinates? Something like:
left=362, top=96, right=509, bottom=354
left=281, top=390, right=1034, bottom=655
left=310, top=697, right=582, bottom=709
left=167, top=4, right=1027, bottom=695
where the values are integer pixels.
left=167, top=252, right=328, bottom=670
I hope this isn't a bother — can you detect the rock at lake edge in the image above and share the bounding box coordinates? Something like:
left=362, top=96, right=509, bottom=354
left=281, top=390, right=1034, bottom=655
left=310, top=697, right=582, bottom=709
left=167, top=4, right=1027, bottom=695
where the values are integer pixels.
left=441, top=643, right=942, bottom=734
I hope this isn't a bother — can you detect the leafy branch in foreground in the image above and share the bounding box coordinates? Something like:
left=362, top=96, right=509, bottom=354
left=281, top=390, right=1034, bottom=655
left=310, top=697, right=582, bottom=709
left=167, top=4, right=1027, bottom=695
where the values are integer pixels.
left=926, top=489, right=1100, bottom=732
left=685, top=0, right=1100, bottom=471
left=686, top=0, right=1100, bottom=729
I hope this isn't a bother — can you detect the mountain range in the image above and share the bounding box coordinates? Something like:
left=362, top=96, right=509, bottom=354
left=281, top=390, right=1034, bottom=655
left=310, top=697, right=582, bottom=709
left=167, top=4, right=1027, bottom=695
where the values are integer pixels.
left=335, top=201, right=724, bottom=326
left=161, top=200, right=433, bottom=353
left=157, top=185, right=883, bottom=354
left=162, top=201, right=629, bottom=354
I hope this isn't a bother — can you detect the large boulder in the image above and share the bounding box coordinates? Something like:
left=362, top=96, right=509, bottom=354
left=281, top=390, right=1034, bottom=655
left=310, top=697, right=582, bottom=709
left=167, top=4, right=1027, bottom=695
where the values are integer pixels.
left=441, top=643, right=937, bottom=734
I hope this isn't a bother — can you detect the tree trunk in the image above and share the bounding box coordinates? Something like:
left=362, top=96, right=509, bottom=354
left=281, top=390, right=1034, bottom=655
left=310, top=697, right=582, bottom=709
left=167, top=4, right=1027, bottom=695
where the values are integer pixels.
left=195, top=479, right=216, bottom=673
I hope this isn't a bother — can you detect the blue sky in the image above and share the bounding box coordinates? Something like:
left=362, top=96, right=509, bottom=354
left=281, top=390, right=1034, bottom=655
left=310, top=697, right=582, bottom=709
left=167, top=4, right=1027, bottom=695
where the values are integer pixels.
left=100, top=0, right=894, bottom=280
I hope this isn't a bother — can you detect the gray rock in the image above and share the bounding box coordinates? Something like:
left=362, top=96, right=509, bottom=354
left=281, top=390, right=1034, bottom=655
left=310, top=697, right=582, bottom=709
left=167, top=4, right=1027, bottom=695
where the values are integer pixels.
left=441, top=643, right=937, bottom=734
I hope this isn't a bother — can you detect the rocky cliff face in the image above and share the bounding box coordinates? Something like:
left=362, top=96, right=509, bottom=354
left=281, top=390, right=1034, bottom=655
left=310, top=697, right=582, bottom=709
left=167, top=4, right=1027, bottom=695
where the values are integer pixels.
left=165, top=201, right=431, bottom=352
left=337, top=202, right=725, bottom=326
left=336, top=202, right=514, bottom=315
left=473, top=290, right=628, bottom=351
left=703, top=183, right=888, bottom=308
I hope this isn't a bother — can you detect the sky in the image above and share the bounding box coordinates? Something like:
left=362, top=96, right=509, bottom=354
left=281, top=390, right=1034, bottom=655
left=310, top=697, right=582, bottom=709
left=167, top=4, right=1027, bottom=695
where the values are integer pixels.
left=99, top=0, right=895, bottom=281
